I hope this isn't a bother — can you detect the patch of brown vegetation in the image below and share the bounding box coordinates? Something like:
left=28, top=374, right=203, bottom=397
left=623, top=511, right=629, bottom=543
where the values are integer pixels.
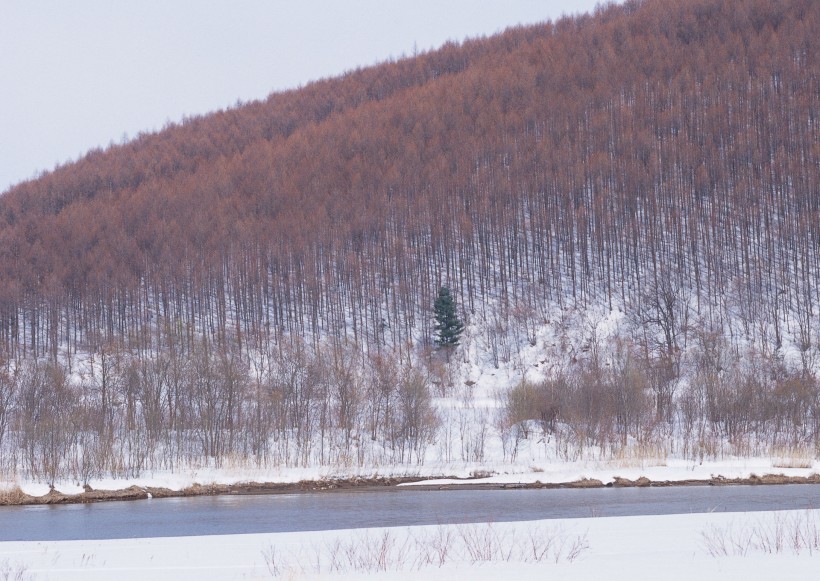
left=81, top=485, right=151, bottom=502
left=566, top=478, right=605, bottom=489
left=610, top=476, right=652, bottom=488
left=0, top=476, right=432, bottom=506
left=0, top=485, right=35, bottom=506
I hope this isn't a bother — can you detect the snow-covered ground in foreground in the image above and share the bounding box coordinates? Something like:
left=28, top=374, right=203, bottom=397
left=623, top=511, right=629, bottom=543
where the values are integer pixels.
left=0, top=509, right=818, bottom=580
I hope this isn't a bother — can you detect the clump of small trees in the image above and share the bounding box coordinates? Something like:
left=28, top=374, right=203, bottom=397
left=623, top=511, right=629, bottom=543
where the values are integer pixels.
left=0, top=341, right=441, bottom=484
left=499, top=334, right=820, bottom=463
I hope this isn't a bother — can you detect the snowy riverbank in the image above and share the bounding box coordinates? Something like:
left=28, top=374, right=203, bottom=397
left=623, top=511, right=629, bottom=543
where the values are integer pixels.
left=2, top=456, right=818, bottom=505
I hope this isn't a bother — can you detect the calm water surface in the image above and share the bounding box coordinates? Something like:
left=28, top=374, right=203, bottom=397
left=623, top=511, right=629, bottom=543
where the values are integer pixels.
left=1, top=484, right=818, bottom=541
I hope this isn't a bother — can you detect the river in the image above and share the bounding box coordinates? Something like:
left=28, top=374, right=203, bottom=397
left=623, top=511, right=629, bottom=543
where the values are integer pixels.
left=1, top=484, right=819, bottom=542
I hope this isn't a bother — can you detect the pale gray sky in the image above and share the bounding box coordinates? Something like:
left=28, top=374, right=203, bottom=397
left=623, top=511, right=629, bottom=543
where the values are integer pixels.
left=0, top=1, right=603, bottom=193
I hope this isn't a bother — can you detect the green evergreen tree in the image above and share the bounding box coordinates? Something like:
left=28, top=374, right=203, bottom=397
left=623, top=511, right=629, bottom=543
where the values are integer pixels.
left=434, top=287, right=464, bottom=347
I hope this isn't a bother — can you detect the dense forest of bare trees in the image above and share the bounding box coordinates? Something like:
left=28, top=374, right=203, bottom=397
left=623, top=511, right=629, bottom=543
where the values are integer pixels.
left=0, top=0, right=815, bottom=362
left=0, top=0, right=817, bottom=480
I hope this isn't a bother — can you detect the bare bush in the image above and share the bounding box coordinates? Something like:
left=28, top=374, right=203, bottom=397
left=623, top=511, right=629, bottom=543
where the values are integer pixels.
left=458, top=523, right=515, bottom=562
left=505, top=380, right=559, bottom=438
left=702, top=512, right=820, bottom=557
left=261, top=522, right=590, bottom=576
left=0, top=560, right=30, bottom=581
left=413, top=525, right=455, bottom=568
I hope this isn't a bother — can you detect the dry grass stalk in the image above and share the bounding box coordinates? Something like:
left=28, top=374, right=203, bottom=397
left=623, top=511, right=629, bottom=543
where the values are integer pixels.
left=771, top=446, right=815, bottom=469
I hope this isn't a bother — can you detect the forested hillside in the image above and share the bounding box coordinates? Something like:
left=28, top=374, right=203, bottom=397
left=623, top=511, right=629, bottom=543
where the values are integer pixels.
left=1, top=0, right=815, bottom=360
left=0, top=0, right=818, bottom=483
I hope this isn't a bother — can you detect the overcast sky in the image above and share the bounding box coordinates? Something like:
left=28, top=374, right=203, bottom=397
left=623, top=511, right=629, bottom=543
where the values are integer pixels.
left=1, top=1, right=603, bottom=194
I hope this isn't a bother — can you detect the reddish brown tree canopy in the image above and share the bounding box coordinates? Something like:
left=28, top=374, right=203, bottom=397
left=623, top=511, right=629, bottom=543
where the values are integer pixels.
left=0, top=0, right=816, bottom=359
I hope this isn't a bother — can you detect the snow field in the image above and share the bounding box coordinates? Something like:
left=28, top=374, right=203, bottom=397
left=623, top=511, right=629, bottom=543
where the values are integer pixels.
left=1, top=509, right=818, bottom=580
